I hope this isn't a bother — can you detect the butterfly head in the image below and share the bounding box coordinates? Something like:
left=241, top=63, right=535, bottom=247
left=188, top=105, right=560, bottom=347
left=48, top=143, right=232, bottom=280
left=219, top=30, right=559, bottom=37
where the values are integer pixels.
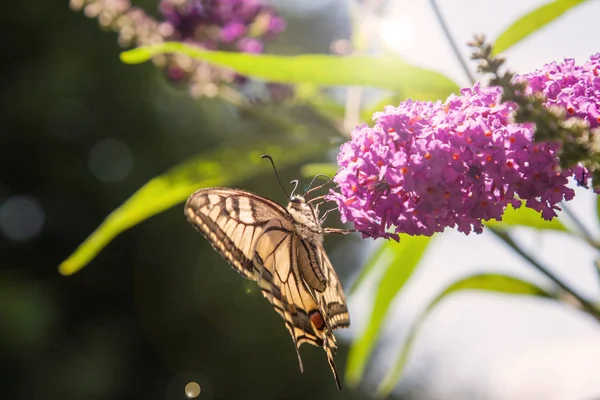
left=286, top=195, right=323, bottom=240
left=287, top=195, right=314, bottom=217
left=288, top=194, right=306, bottom=208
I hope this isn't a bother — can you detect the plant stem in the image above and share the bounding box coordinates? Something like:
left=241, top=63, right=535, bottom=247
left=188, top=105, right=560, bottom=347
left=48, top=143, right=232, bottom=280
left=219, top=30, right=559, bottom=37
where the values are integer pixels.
left=428, top=0, right=476, bottom=85
left=489, top=227, right=600, bottom=322
left=561, top=201, right=600, bottom=249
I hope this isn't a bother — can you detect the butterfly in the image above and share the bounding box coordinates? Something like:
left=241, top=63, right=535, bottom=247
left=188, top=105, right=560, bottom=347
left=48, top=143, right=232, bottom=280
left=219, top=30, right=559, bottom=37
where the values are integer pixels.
left=184, top=175, right=352, bottom=390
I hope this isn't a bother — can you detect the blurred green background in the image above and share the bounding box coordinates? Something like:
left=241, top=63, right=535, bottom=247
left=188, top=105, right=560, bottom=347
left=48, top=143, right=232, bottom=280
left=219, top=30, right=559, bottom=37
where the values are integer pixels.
left=1, top=1, right=372, bottom=399
left=5, top=1, right=600, bottom=399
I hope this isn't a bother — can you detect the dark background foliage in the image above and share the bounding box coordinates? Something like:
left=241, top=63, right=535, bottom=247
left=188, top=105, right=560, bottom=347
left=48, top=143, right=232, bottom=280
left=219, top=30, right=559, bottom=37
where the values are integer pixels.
left=1, top=2, right=370, bottom=399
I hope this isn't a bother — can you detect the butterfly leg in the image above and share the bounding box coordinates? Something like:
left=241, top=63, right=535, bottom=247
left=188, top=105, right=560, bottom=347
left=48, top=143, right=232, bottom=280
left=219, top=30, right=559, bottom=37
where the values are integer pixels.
left=322, top=228, right=358, bottom=235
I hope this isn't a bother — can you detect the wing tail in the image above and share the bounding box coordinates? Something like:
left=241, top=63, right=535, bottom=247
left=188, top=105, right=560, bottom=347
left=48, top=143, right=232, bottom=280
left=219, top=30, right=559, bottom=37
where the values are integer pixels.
left=325, top=343, right=342, bottom=391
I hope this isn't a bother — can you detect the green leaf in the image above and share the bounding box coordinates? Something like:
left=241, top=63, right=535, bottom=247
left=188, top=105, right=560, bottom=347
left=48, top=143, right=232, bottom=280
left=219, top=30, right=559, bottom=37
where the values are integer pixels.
left=348, top=243, right=387, bottom=295
left=300, top=163, right=338, bottom=179
left=59, top=137, right=323, bottom=276
left=484, top=203, right=567, bottom=232
left=493, top=0, right=587, bottom=55
left=121, top=42, right=459, bottom=101
left=346, top=235, right=432, bottom=386
left=377, top=273, right=554, bottom=396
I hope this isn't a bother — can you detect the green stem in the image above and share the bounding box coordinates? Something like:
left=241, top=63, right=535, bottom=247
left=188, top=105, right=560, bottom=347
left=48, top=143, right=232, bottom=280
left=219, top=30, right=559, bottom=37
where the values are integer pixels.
left=561, top=201, right=600, bottom=250
left=489, top=227, right=600, bottom=322
left=428, top=0, right=476, bottom=85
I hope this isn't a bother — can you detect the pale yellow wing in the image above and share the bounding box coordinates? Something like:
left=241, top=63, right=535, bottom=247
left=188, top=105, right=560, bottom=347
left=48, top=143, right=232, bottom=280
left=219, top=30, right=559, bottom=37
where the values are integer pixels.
left=253, top=218, right=347, bottom=390
left=184, top=188, right=287, bottom=279
left=315, top=247, right=350, bottom=331
left=185, top=188, right=350, bottom=390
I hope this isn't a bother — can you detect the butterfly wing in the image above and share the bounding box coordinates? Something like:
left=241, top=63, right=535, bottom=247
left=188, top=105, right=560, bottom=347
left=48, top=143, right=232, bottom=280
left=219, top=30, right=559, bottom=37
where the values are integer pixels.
left=184, top=188, right=287, bottom=279
left=253, top=219, right=346, bottom=389
left=185, top=188, right=349, bottom=390
left=316, top=247, right=350, bottom=331
left=316, top=251, right=350, bottom=391
left=294, top=237, right=350, bottom=331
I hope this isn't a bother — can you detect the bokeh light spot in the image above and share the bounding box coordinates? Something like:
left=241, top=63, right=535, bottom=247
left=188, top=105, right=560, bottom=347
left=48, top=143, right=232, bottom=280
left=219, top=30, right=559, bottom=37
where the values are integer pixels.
left=185, top=382, right=201, bottom=398
left=0, top=195, right=45, bottom=241
left=88, top=138, right=134, bottom=183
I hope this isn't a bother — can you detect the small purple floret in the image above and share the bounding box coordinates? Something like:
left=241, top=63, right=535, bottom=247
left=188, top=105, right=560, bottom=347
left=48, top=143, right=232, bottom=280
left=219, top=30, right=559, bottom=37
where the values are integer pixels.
left=518, top=53, right=600, bottom=129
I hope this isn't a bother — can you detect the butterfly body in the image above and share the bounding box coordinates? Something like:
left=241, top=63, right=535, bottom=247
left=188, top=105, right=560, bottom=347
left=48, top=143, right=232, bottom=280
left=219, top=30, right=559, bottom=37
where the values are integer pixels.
left=184, top=188, right=350, bottom=390
left=287, top=196, right=323, bottom=243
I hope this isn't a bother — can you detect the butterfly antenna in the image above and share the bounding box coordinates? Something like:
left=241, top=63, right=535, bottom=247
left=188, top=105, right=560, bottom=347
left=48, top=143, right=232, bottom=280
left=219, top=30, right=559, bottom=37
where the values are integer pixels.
left=261, top=154, right=290, bottom=199
left=304, top=174, right=331, bottom=195
left=290, top=180, right=300, bottom=197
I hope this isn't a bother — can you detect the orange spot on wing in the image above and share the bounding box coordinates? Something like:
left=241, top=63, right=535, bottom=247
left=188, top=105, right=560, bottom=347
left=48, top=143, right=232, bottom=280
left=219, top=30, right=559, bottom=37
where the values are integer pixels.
left=309, top=311, right=325, bottom=331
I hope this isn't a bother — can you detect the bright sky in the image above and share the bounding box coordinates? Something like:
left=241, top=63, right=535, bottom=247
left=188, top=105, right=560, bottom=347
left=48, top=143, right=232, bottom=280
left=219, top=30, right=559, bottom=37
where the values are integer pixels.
left=334, top=1, right=600, bottom=399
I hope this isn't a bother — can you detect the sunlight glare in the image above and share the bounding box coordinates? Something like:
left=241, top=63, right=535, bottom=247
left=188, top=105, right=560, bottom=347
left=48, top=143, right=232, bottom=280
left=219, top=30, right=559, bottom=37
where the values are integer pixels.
left=378, top=17, right=417, bottom=55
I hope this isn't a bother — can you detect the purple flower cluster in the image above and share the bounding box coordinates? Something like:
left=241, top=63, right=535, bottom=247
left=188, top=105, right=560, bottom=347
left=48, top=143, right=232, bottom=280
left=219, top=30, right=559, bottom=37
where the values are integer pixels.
left=329, top=83, right=583, bottom=240
left=71, top=0, right=286, bottom=98
left=518, top=53, right=600, bottom=129
left=159, top=0, right=285, bottom=54
left=158, top=0, right=286, bottom=96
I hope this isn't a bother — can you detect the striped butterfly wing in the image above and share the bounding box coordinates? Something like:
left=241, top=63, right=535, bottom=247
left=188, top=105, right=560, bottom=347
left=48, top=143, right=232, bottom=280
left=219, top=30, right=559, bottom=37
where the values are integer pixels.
left=315, top=247, right=350, bottom=331
left=184, top=188, right=349, bottom=390
left=253, top=219, right=348, bottom=389
left=184, top=188, right=287, bottom=280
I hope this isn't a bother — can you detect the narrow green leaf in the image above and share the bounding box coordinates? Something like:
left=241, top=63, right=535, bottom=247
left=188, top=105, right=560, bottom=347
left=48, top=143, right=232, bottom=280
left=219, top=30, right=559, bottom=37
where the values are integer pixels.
left=121, top=42, right=459, bottom=100
left=493, top=0, right=587, bottom=55
left=348, top=243, right=388, bottom=294
left=484, top=203, right=567, bottom=232
left=346, top=235, right=432, bottom=386
left=59, top=138, right=323, bottom=276
left=300, top=163, right=338, bottom=179
left=377, top=273, right=554, bottom=396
